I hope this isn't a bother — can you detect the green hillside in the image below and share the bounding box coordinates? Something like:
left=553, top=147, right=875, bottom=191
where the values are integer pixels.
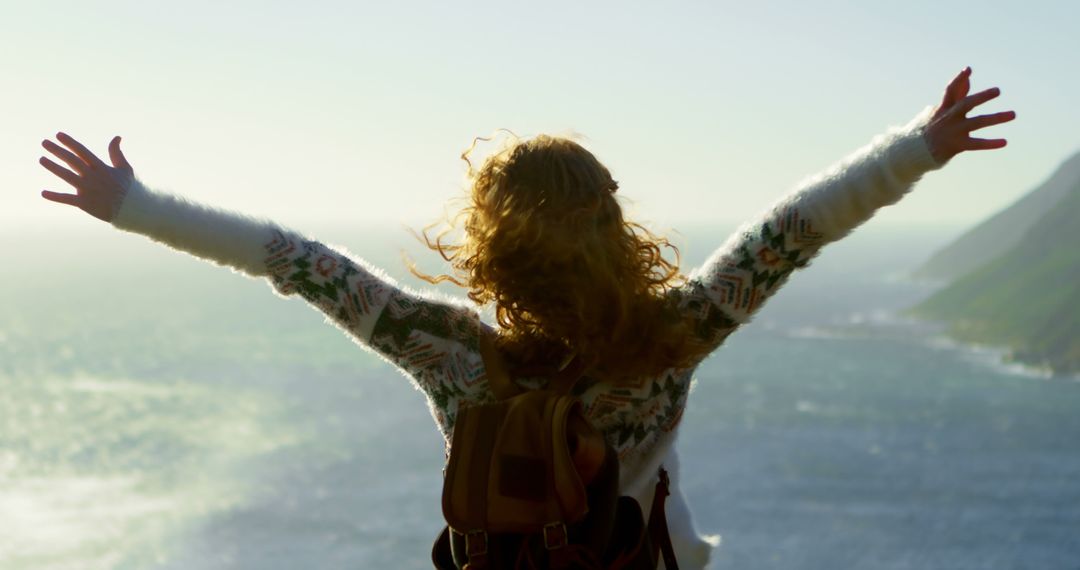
left=911, top=179, right=1080, bottom=375
left=914, top=151, right=1080, bottom=281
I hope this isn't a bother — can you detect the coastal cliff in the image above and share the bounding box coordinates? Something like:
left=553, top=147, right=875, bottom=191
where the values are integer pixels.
left=911, top=155, right=1080, bottom=375
left=914, top=151, right=1080, bottom=281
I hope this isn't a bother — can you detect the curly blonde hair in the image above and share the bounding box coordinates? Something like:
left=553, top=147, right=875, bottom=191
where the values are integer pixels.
left=411, top=132, right=702, bottom=382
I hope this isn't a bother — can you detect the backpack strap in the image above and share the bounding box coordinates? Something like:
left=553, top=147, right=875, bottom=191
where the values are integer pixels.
left=477, top=331, right=521, bottom=401
left=647, top=467, right=679, bottom=570
left=547, top=354, right=588, bottom=394
left=479, top=331, right=591, bottom=399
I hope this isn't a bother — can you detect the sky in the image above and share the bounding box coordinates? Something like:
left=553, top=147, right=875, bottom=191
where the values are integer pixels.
left=2, top=0, right=1078, bottom=234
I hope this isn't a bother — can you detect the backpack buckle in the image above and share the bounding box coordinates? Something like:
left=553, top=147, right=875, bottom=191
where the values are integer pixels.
left=542, top=522, right=568, bottom=550
left=462, top=530, right=488, bottom=569
left=465, top=529, right=488, bottom=557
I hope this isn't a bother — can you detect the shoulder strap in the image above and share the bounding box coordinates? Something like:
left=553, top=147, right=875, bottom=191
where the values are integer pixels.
left=648, top=467, right=679, bottom=570
left=479, top=332, right=592, bottom=399
left=547, top=355, right=588, bottom=394
left=478, top=331, right=522, bottom=400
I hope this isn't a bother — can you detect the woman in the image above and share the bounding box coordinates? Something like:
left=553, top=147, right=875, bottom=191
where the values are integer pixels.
left=39, top=67, right=1013, bottom=568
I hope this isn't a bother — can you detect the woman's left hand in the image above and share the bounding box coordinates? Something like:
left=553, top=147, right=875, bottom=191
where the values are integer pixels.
left=925, top=67, right=1016, bottom=164
left=40, top=133, right=134, bottom=223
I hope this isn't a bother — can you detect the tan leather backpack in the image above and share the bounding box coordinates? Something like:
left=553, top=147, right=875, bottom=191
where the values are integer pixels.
left=431, top=333, right=678, bottom=569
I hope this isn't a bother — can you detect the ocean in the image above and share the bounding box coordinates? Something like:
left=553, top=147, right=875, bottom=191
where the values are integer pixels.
left=2, top=222, right=1078, bottom=569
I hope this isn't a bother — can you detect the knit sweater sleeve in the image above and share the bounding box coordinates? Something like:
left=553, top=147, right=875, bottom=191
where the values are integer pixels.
left=110, top=181, right=491, bottom=434
left=672, top=107, right=945, bottom=353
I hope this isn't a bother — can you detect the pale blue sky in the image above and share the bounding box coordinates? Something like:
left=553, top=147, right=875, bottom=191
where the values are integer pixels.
left=2, top=0, right=1077, bottom=232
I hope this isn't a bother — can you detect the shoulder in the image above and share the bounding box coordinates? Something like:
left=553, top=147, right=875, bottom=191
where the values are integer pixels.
left=578, top=367, right=695, bottom=459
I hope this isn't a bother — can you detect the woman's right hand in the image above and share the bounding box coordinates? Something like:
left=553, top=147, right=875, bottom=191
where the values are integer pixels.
left=924, top=67, right=1016, bottom=164
left=40, top=133, right=135, bottom=223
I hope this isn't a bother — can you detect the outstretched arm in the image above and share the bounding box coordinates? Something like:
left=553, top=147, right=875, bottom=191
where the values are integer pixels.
left=40, top=134, right=272, bottom=276
left=39, top=137, right=493, bottom=437
left=671, top=67, right=1015, bottom=353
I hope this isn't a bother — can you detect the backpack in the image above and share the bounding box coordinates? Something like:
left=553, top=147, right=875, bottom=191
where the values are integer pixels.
left=431, top=333, right=679, bottom=569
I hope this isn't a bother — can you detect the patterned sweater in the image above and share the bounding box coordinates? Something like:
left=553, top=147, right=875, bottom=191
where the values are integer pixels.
left=110, top=107, right=943, bottom=569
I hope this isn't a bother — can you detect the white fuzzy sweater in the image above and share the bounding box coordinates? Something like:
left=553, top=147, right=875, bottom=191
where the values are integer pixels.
left=111, top=108, right=943, bottom=569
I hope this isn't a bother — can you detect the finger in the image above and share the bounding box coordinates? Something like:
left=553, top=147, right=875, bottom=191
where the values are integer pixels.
left=39, top=156, right=83, bottom=188
left=956, top=87, right=1001, bottom=114
left=56, top=132, right=108, bottom=170
left=964, top=138, right=1008, bottom=151
left=42, top=139, right=90, bottom=174
left=964, top=110, right=1017, bottom=131
left=41, top=190, right=81, bottom=207
left=108, top=136, right=132, bottom=172
left=943, top=66, right=972, bottom=108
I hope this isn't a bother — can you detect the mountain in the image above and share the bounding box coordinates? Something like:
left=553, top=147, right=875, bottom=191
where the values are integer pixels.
left=914, top=151, right=1080, bottom=281
left=911, top=171, right=1080, bottom=375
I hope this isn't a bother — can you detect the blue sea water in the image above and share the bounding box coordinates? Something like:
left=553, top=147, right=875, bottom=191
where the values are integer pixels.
left=2, top=222, right=1078, bottom=569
